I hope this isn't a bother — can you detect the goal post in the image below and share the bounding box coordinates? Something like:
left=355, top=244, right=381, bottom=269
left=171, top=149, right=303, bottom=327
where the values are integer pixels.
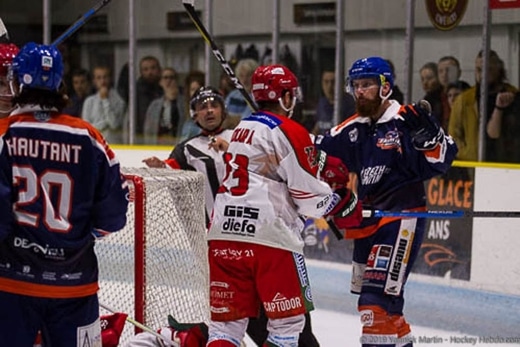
left=96, top=168, right=209, bottom=344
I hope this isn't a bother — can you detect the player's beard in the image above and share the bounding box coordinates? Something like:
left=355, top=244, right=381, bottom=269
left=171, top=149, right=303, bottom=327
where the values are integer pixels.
left=356, top=94, right=382, bottom=120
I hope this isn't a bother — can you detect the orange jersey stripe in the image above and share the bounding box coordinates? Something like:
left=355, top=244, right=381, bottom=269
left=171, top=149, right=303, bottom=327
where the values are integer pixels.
left=0, top=277, right=99, bottom=298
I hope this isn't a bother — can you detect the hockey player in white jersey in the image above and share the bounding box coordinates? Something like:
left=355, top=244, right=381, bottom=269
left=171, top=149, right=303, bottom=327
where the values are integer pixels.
left=143, top=86, right=233, bottom=223
left=206, top=64, right=362, bottom=347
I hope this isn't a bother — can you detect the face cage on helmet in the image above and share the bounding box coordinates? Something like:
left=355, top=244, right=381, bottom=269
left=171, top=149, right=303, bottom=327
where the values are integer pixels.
left=190, top=96, right=225, bottom=119
left=345, top=75, right=393, bottom=102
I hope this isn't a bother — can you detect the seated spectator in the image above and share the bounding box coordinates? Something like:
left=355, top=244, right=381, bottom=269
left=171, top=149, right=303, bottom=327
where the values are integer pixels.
left=448, top=49, right=517, bottom=161
left=137, top=56, right=163, bottom=137
left=446, top=80, right=470, bottom=108
left=82, top=65, right=126, bottom=144
left=486, top=89, right=520, bottom=163
left=143, top=68, right=184, bottom=145
left=313, top=68, right=355, bottom=135
left=420, top=62, right=448, bottom=131
left=223, top=58, right=259, bottom=129
left=177, top=70, right=205, bottom=142
left=63, top=68, right=92, bottom=117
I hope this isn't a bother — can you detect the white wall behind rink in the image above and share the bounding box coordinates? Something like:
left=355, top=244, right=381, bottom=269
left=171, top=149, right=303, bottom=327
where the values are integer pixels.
left=113, top=146, right=520, bottom=296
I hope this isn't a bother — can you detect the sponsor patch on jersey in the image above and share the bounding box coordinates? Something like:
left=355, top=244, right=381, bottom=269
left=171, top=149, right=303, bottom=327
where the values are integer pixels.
left=360, top=309, right=374, bottom=326
left=293, top=253, right=309, bottom=287
left=245, top=112, right=282, bottom=129
left=366, top=244, right=393, bottom=270
left=263, top=293, right=303, bottom=313
left=385, top=221, right=416, bottom=296
left=376, top=130, right=402, bottom=151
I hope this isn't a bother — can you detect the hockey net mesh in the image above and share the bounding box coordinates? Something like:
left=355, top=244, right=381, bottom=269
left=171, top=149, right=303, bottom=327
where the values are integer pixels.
left=96, top=168, right=209, bottom=344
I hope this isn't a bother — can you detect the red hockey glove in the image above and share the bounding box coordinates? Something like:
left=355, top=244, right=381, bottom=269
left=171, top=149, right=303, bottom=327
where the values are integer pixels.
left=317, top=151, right=349, bottom=189
left=399, top=101, right=444, bottom=151
left=327, top=188, right=363, bottom=229
left=159, top=316, right=208, bottom=347
left=100, top=313, right=128, bottom=347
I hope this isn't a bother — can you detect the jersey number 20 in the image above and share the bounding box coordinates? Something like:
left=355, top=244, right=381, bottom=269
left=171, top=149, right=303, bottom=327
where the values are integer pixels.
left=13, top=166, right=73, bottom=233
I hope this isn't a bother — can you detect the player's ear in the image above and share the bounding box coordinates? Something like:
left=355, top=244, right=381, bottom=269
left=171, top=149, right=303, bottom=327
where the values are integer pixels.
left=282, top=90, right=292, bottom=108
left=381, top=81, right=392, bottom=97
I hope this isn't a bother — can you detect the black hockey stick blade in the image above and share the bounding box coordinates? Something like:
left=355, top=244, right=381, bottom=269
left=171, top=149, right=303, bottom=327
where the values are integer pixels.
left=52, top=0, right=112, bottom=46
left=182, top=0, right=258, bottom=112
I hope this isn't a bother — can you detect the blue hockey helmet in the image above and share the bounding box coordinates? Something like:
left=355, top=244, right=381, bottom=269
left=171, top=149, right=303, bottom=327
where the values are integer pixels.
left=12, top=42, right=63, bottom=92
left=347, top=56, right=393, bottom=91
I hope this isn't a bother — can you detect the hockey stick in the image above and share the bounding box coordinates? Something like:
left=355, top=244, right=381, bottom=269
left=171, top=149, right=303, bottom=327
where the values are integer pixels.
left=52, top=0, right=112, bottom=46
left=362, top=209, right=520, bottom=219
left=182, top=0, right=349, bottom=238
left=99, top=302, right=180, bottom=347
left=182, top=0, right=258, bottom=112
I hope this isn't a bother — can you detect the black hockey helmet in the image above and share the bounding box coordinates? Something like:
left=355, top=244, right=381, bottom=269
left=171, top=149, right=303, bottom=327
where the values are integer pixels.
left=189, top=86, right=225, bottom=119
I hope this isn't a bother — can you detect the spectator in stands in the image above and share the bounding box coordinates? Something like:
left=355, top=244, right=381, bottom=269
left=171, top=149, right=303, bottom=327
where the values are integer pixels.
left=420, top=61, right=449, bottom=131
left=219, top=71, right=234, bottom=100
left=313, top=68, right=356, bottom=135
left=385, top=59, right=404, bottom=104
left=137, top=56, right=163, bottom=137
left=177, top=70, right=205, bottom=142
left=63, top=68, right=92, bottom=117
left=82, top=65, right=126, bottom=144
left=486, top=88, right=520, bottom=163
left=437, top=56, right=462, bottom=93
left=143, top=67, right=184, bottom=145
left=436, top=56, right=467, bottom=131
left=448, top=49, right=517, bottom=161
left=446, top=80, right=470, bottom=108
left=223, top=58, right=259, bottom=129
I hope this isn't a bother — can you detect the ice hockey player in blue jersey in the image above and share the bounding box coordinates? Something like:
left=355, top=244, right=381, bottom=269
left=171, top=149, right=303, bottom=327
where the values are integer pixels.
left=0, top=42, right=129, bottom=346
left=315, top=56, right=458, bottom=347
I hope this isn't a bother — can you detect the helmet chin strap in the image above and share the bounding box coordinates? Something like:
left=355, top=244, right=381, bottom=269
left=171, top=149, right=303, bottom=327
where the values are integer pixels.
left=379, top=86, right=393, bottom=103
left=278, top=96, right=297, bottom=118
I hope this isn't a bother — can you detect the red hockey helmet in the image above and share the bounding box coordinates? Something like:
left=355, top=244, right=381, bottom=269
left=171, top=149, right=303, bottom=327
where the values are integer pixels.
left=251, top=64, right=302, bottom=104
left=0, top=43, right=19, bottom=76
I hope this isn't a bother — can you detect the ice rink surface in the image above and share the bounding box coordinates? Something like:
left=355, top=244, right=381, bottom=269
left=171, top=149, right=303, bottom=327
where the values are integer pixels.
left=245, top=260, right=520, bottom=346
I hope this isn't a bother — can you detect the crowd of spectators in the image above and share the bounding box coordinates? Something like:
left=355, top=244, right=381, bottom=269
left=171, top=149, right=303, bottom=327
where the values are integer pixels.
left=60, top=50, right=519, bottom=164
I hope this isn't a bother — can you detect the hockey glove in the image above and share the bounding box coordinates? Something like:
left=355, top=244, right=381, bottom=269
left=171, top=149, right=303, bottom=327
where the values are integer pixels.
left=326, top=187, right=363, bottom=229
left=399, top=101, right=444, bottom=151
left=100, top=313, right=128, bottom=347
left=317, top=151, right=350, bottom=189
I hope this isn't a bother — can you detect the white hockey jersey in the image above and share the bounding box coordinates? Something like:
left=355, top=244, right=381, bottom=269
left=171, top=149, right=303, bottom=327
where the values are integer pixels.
left=167, top=129, right=233, bottom=221
left=208, top=111, right=335, bottom=254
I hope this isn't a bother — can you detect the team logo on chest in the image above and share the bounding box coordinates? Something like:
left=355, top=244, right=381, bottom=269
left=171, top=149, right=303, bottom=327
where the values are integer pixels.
left=349, top=128, right=358, bottom=142
left=376, top=130, right=401, bottom=152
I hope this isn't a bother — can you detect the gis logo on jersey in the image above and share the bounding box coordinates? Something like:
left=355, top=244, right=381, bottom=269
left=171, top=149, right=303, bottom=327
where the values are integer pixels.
left=222, top=205, right=259, bottom=236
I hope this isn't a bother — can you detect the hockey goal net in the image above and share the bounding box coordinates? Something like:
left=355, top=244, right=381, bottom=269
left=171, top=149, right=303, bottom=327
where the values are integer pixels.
left=96, top=168, right=209, bottom=344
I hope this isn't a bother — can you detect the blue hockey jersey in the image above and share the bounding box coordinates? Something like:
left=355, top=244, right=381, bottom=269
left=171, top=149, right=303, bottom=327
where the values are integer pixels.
left=315, top=100, right=458, bottom=238
left=0, top=106, right=128, bottom=298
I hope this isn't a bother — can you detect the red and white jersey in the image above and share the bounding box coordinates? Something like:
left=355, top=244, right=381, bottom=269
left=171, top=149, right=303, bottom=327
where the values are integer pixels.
left=208, top=111, right=334, bottom=254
